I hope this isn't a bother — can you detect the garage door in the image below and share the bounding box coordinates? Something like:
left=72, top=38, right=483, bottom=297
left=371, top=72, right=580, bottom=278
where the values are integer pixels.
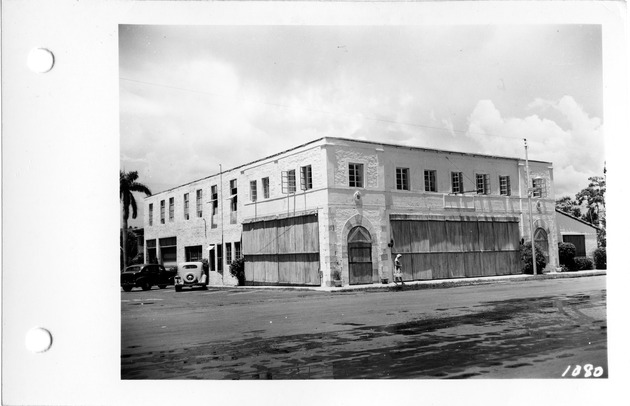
left=390, top=215, right=521, bottom=280
left=242, top=213, right=320, bottom=286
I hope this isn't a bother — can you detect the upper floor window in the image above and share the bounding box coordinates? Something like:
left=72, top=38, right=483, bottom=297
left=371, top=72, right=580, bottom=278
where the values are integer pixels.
left=532, top=178, right=546, bottom=198
left=287, top=170, right=296, bottom=193
left=424, top=170, right=437, bottom=192
left=262, top=177, right=270, bottom=199
left=160, top=200, right=165, bottom=224
left=230, top=179, right=238, bottom=211
left=250, top=180, right=257, bottom=202
left=451, top=172, right=463, bottom=194
left=168, top=197, right=174, bottom=221
left=183, top=193, right=190, bottom=220
left=499, top=176, right=511, bottom=196
left=476, top=174, right=490, bottom=195
left=396, top=167, right=409, bottom=191
left=211, top=185, right=218, bottom=215
left=349, top=163, right=364, bottom=188
left=196, top=189, right=203, bottom=217
left=149, top=203, right=153, bottom=226
left=300, top=165, right=313, bottom=190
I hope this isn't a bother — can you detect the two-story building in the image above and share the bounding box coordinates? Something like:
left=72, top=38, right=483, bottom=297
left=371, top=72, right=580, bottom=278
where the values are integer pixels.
left=144, top=137, right=558, bottom=287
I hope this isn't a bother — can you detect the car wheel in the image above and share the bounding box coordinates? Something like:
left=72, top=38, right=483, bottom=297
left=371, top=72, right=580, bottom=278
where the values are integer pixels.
left=175, top=285, right=182, bottom=292
left=122, top=285, right=133, bottom=292
left=158, top=284, right=167, bottom=289
left=141, top=282, right=151, bottom=291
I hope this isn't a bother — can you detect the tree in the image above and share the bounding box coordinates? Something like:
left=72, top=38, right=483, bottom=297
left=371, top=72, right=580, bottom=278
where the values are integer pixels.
left=120, top=171, right=152, bottom=269
left=555, top=196, right=582, bottom=218
left=575, top=176, right=605, bottom=227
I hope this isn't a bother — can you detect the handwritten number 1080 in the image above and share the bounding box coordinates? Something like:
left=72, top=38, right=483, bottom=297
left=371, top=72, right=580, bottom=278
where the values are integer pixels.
left=562, top=364, right=604, bottom=378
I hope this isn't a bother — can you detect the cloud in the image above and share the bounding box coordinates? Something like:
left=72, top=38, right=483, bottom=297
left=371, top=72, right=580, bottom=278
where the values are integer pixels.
left=465, top=96, right=603, bottom=197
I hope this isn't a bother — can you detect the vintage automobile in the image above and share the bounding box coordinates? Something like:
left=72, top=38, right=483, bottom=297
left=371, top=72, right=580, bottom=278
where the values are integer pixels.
left=174, top=261, right=209, bottom=292
left=121, top=264, right=176, bottom=292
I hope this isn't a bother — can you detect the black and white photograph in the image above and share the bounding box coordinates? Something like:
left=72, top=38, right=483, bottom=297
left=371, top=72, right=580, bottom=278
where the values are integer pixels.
left=120, top=23, right=607, bottom=379
left=2, top=1, right=628, bottom=405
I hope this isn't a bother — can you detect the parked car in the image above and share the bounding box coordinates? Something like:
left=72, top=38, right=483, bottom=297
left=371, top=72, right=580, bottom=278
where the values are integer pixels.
left=174, top=261, right=209, bottom=292
left=121, top=264, right=176, bottom=292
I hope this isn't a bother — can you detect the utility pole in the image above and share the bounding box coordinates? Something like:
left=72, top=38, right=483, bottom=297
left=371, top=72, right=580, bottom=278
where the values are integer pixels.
left=220, top=164, right=224, bottom=277
left=524, top=139, right=537, bottom=276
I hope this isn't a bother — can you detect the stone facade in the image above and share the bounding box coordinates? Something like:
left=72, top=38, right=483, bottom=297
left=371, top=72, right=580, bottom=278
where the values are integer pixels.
left=144, top=137, right=559, bottom=286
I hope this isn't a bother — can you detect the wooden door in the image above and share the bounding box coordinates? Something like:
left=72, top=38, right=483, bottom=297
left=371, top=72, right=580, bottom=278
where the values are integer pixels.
left=348, top=226, right=373, bottom=285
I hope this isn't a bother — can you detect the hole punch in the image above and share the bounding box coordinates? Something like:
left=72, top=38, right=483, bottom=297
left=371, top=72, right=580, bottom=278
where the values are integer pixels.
left=25, top=327, right=53, bottom=353
left=27, top=48, right=55, bottom=73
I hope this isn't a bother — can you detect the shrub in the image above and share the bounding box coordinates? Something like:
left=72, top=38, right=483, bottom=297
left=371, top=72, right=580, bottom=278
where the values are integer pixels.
left=574, top=256, right=594, bottom=271
left=593, top=247, right=606, bottom=269
left=229, top=257, right=246, bottom=286
left=332, top=270, right=341, bottom=281
left=521, top=242, right=547, bottom=274
left=558, top=242, right=577, bottom=271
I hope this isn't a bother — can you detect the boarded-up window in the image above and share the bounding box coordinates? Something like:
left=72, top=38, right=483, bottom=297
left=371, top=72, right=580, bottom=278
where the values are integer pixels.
left=391, top=217, right=520, bottom=280
left=563, top=234, right=586, bottom=257
left=242, top=214, right=320, bottom=286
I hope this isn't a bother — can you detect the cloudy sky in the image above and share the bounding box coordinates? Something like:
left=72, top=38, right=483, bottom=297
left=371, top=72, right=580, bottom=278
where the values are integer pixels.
left=120, top=24, right=603, bottom=227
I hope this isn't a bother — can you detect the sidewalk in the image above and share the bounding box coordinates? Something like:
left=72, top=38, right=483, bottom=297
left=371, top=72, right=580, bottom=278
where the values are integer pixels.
left=212, top=269, right=606, bottom=293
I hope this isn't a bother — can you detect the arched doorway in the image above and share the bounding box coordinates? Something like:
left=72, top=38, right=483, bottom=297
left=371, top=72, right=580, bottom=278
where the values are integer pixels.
left=534, top=228, right=549, bottom=265
left=348, top=226, right=373, bottom=285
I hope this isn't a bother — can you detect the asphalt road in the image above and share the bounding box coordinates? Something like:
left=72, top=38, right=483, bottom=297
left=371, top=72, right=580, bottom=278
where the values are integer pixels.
left=121, top=275, right=607, bottom=379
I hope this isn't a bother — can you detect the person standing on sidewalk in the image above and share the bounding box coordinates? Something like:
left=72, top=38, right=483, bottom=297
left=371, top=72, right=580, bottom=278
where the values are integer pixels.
left=394, top=254, right=404, bottom=285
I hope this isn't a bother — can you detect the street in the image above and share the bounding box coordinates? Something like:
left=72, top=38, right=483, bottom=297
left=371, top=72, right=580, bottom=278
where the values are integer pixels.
left=121, top=275, right=607, bottom=379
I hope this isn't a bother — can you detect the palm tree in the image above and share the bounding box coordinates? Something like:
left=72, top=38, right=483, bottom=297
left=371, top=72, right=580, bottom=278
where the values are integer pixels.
left=120, top=170, right=152, bottom=269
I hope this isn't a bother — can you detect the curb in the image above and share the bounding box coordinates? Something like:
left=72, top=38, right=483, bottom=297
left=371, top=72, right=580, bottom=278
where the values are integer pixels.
left=208, top=270, right=606, bottom=293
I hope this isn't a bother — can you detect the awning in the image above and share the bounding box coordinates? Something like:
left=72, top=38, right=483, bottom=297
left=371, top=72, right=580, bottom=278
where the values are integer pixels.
left=207, top=245, right=215, bottom=251
left=226, top=194, right=237, bottom=200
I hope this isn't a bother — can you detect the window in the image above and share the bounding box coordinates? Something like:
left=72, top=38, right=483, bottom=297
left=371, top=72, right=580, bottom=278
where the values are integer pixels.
left=396, top=168, right=409, bottom=190
left=183, top=193, right=189, bottom=220
left=476, top=174, right=490, bottom=195
left=196, top=189, right=203, bottom=217
left=563, top=235, right=586, bottom=257
left=300, top=165, right=313, bottom=190
left=499, top=176, right=511, bottom=196
left=250, top=180, right=257, bottom=202
left=349, top=163, right=364, bottom=188
left=160, top=200, right=165, bottom=224
left=225, top=243, right=232, bottom=265
left=185, top=245, right=202, bottom=262
left=451, top=172, right=463, bottom=194
left=146, top=239, right=157, bottom=263
left=262, top=177, right=270, bottom=199
left=168, top=197, right=174, bottom=221
left=230, top=179, right=238, bottom=211
left=149, top=203, right=153, bottom=226
left=532, top=178, right=546, bottom=198
left=235, top=241, right=241, bottom=260
left=209, top=246, right=216, bottom=271
left=217, top=244, right=223, bottom=272
left=288, top=170, right=296, bottom=193
left=424, top=170, right=437, bottom=192
left=159, top=237, right=177, bottom=265
left=210, top=185, right=218, bottom=215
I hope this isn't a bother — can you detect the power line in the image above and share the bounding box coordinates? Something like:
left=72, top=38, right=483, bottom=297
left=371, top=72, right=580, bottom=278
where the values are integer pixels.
left=119, top=76, right=522, bottom=142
